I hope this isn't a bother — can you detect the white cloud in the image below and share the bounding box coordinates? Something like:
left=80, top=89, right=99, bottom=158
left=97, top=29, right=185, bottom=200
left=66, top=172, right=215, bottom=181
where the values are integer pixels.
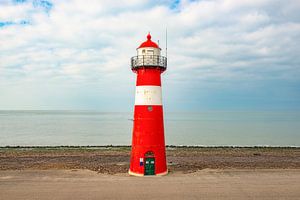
left=0, top=0, right=299, bottom=110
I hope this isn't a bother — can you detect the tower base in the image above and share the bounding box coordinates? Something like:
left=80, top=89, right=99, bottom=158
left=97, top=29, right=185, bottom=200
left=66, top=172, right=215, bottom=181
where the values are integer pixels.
left=128, top=169, right=168, bottom=177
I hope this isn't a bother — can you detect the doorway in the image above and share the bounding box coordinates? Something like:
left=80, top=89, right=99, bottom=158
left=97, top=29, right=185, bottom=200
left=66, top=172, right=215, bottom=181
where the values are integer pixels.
left=144, top=151, right=155, bottom=175
left=144, top=157, right=155, bottom=175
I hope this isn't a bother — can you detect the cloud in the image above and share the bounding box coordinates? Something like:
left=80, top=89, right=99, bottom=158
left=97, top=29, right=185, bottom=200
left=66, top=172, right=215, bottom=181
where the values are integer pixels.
left=0, top=0, right=299, bottom=110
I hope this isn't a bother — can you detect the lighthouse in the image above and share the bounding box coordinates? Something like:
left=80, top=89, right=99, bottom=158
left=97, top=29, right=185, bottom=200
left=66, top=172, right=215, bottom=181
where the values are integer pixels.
left=129, top=33, right=168, bottom=176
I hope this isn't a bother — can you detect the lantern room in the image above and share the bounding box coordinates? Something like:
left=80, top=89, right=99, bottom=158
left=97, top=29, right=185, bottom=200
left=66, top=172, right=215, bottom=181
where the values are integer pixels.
left=131, top=33, right=167, bottom=72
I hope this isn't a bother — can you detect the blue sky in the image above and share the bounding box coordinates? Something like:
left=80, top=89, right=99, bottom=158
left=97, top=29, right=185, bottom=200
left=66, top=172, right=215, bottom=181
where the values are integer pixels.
left=0, top=0, right=299, bottom=111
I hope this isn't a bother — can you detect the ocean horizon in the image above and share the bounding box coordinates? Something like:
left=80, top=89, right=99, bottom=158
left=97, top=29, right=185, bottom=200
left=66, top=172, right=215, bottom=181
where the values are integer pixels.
left=0, top=110, right=299, bottom=147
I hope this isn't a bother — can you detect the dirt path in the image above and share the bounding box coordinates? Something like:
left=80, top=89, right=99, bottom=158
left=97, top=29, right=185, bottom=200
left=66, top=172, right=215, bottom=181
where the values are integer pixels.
left=0, top=169, right=299, bottom=200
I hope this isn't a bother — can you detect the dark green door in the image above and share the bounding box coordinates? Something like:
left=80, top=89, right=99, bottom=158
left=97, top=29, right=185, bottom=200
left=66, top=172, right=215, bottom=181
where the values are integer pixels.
left=144, top=157, right=155, bottom=175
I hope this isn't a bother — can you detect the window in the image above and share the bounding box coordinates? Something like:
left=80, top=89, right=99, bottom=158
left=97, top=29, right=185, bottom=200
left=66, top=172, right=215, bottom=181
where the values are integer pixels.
left=145, top=151, right=154, bottom=157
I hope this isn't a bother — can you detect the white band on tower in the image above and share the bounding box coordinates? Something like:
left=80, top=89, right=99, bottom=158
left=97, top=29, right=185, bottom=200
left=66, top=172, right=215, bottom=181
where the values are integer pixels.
left=135, top=86, right=162, bottom=105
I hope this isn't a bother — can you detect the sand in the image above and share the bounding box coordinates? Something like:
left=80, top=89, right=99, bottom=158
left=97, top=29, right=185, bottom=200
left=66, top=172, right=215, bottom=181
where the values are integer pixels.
left=0, top=169, right=300, bottom=200
left=1, top=147, right=299, bottom=199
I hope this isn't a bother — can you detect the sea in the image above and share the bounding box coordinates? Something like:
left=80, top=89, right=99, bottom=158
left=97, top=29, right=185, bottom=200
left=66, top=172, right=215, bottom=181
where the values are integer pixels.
left=0, top=110, right=299, bottom=147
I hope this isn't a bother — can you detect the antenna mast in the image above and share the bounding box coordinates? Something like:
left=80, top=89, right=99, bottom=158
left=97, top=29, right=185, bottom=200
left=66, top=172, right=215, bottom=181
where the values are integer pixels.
left=165, top=28, right=168, bottom=58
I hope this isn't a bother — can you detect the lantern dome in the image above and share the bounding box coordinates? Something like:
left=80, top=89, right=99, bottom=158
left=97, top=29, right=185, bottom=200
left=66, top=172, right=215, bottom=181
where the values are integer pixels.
left=138, top=33, right=160, bottom=49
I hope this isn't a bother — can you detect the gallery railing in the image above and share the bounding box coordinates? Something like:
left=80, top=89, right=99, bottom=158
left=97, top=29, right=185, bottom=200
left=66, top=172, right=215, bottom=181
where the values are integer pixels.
left=131, top=55, right=167, bottom=71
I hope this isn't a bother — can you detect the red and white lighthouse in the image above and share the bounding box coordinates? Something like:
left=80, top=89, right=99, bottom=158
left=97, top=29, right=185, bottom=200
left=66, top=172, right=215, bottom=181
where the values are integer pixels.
left=129, top=33, right=168, bottom=176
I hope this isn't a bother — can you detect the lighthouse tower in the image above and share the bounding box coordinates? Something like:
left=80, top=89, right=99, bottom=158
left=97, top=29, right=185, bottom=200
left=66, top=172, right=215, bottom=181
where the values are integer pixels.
left=129, top=33, right=168, bottom=176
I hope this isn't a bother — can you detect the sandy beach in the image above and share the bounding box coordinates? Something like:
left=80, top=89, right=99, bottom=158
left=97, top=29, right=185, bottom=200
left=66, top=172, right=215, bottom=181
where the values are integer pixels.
left=0, top=169, right=299, bottom=200
left=1, top=147, right=300, bottom=199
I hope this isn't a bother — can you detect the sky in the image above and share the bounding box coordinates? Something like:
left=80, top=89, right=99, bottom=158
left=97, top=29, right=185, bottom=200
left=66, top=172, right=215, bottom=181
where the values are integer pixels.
left=0, top=0, right=299, bottom=112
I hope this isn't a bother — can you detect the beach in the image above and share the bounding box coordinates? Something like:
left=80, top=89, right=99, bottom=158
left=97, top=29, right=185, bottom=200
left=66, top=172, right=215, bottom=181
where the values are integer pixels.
left=1, top=146, right=299, bottom=199
left=1, top=169, right=300, bottom=200
left=1, top=146, right=299, bottom=173
left=0, top=146, right=300, bottom=200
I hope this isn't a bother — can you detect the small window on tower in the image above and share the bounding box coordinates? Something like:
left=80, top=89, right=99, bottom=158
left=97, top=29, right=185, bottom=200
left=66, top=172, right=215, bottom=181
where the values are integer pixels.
left=147, top=50, right=154, bottom=54
left=147, top=106, right=153, bottom=112
left=142, top=50, right=145, bottom=54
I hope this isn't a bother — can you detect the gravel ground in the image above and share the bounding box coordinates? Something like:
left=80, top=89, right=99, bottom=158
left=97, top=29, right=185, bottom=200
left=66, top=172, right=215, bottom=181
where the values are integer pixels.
left=0, top=146, right=299, bottom=174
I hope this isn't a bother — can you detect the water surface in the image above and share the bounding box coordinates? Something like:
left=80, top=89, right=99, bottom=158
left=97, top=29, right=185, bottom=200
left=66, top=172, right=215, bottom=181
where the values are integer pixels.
left=0, top=111, right=299, bottom=146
